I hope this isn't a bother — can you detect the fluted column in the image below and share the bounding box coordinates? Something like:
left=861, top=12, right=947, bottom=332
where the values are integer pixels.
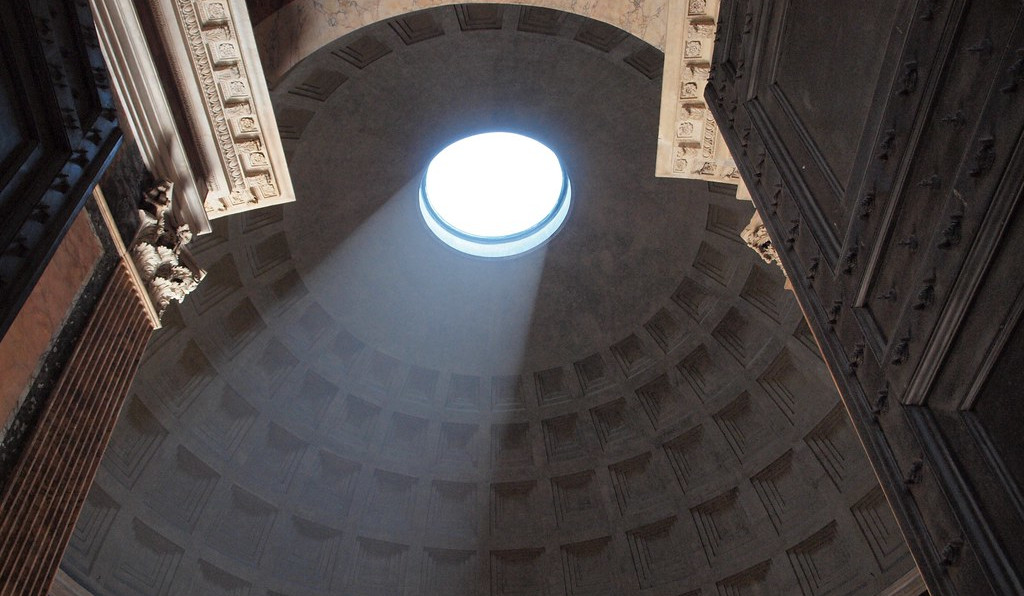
left=0, top=261, right=155, bottom=595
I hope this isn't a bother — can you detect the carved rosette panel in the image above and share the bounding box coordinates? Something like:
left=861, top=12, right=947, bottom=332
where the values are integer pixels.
left=169, top=0, right=292, bottom=217
left=656, top=0, right=742, bottom=186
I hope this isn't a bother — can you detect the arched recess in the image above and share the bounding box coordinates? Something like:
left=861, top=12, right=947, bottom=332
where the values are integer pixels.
left=255, top=0, right=751, bottom=211
left=254, top=0, right=670, bottom=85
left=57, top=8, right=921, bottom=595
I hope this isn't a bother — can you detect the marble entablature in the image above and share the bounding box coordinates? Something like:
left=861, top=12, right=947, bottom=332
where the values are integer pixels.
left=656, top=0, right=743, bottom=187
left=90, top=0, right=295, bottom=235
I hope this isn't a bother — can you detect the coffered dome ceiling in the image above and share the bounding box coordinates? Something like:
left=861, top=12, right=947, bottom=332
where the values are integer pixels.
left=62, top=6, right=913, bottom=595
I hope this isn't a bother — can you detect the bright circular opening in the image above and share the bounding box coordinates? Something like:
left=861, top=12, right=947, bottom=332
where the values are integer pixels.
left=420, top=132, right=571, bottom=257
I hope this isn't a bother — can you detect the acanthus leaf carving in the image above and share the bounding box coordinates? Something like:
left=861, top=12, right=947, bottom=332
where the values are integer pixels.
left=132, top=181, right=206, bottom=316
left=741, top=211, right=786, bottom=276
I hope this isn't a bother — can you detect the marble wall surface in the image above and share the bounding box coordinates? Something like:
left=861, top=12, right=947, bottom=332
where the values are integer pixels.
left=0, top=211, right=102, bottom=441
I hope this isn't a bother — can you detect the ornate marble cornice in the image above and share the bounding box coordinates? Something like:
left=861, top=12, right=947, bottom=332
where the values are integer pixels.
left=656, top=0, right=743, bottom=187
left=89, top=0, right=294, bottom=231
left=741, top=210, right=786, bottom=276
left=163, top=0, right=293, bottom=217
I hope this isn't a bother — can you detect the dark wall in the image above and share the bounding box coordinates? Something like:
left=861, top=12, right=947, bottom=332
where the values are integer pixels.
left=707, top=0, right=1024, bottom=594
left=974, top=323, right=1024, bottom=488
left=0, top=0, right=121, bottom=341
left=98, top=139, right=149, bottom=247
left=244, top=0, right=300, bottom=25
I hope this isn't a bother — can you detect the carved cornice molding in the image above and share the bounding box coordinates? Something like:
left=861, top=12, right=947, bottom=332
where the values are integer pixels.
left=155, top=0, right=294, bottom=218
left=89, top=0, right=294, bottom=230
left=656, top=0, right=744, bottom=189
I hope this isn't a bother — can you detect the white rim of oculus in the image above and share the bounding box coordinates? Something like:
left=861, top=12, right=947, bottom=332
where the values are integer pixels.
left=420, top=132, right=571, bottom=257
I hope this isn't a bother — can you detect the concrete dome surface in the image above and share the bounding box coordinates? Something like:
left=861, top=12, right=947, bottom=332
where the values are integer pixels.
left=60, top=6, right=913, bottom=595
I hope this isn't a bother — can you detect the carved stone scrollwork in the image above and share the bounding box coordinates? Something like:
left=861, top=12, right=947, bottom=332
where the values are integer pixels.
left=827, top=300, right=843, bottom=326
left=940, top=540, right=964, bottom=566
left=847, top=343, right=865, bottom=375
left=741, top=210, right=786, bottom=276
left=131, top=181, right=206, bottom=315
left=904, top=459, right=923, bottom=485
left=1001, top=47, right=1024, bottom=93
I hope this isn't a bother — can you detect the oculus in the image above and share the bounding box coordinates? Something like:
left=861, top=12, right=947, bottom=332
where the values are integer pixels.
left=419, top=132, right=571, bottom=257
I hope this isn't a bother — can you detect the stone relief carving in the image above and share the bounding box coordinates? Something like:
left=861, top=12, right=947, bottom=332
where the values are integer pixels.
left=132, top=182, right=206, bottom=314
left=657, top=0, right=776, bottom=267
left=741, top=211, right=786, bottom=276
left=159, top=0, right=293, bottom=217
left=657, top=0, right=742, bottom=188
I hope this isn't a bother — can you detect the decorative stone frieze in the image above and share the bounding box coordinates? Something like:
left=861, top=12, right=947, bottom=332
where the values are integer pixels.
left=656, top=0, right=743, bottom=188
left=132, top=182, right=206, bottom=314
left=152, top=0, right=294, bottom=217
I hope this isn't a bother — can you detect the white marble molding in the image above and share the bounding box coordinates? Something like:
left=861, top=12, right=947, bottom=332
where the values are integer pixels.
left=655, top=0, right=743, bottom=187
left=90, top=0, right=296, bottom=230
